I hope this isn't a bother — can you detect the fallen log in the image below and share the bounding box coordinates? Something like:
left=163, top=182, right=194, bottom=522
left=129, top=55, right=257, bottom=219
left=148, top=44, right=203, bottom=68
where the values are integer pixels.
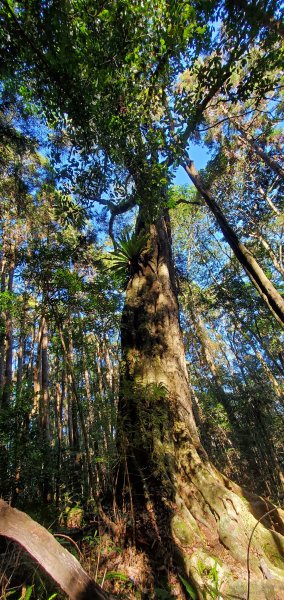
left=0, top=499, right=109, bottom=600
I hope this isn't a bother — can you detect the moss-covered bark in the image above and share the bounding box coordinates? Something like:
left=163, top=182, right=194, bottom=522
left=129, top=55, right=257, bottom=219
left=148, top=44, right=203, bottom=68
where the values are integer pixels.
left=116, top=209, right=284, bottom=599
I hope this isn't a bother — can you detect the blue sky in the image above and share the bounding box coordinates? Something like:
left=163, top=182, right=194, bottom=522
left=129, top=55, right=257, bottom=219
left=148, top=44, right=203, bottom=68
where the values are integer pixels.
left=174, top=141, right=210, bottom=185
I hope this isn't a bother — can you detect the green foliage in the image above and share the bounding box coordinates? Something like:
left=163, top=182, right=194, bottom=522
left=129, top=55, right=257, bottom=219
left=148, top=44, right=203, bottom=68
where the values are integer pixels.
left=51, top=267, right=83, bottom=301
left=197, top=560, right=221, bottom=599
left=121, top=380, right=168, bottom=410
left=0, top=3, right=284, bottom=596
left=54, top=193, right=86, bottom=228
left=19, top=586, right=33, bottom=600
left=167, top=185, right=198, bottom=210
left=103, top=571, right=129, bottom=582
left=105, top=232, right=148, bottom=286
left=0, top=291, right=21, bottom=318
left=100, top=571, right=133, bottom=595
left=82, top=530, right=101, bottom=547
left=179, top=575, right=197, bottom=599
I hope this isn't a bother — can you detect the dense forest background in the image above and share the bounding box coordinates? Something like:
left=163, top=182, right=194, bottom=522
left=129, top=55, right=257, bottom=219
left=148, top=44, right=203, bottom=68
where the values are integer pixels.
left=0, top=1, right=284, bottom=599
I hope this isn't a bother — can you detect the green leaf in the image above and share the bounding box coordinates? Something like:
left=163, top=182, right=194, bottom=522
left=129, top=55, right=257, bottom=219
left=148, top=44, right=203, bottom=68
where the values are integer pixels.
left=160, top=38, right=166, bottom=53
left=99, top=9, right=110, bottom=20
left=104, top=231, right=148, bottom=287
left=19, top=586, right=33, bottom=600
left=179, top=575, right=197, bottom=599
left=104, top=571, right=129, bottom=581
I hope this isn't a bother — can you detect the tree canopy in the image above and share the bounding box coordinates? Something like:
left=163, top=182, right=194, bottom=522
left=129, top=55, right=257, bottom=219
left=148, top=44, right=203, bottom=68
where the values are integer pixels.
left=0, top=1, right=284, bottom=599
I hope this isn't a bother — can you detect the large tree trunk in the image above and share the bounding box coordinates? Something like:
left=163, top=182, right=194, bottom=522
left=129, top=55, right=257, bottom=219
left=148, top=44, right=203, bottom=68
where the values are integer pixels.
left=117, top=209, right=284, bottom=599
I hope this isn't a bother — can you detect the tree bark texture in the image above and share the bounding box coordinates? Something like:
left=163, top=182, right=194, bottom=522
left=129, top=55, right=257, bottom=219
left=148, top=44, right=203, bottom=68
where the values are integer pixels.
left=118, top=208, right=284, bottom=599
left=0, top=499, right=110, bottom=600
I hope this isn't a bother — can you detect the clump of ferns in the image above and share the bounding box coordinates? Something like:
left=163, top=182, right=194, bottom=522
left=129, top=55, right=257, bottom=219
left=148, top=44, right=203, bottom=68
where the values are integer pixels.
left=106, top=231, right=149, bottom=287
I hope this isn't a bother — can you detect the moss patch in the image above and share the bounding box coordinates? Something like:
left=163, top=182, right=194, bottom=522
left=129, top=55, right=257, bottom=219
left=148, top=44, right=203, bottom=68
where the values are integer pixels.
left=184, top=550, right=228, bottom=600
left=171, top=514, right=196, bottom=546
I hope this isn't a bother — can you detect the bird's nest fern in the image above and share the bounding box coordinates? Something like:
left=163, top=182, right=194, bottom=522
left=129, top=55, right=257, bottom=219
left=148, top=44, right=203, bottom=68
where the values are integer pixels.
left=105, top=232, right=148, bottom=287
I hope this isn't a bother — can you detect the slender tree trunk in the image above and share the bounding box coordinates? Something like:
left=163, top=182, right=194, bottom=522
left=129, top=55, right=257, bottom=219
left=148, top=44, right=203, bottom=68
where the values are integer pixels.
left=228, top=114, right=284, bottom=180
left=95, top=338, right=104, bottom=397
left=33, top=317, right=44, bottom=416
left=35, top=315, right=52, bottom=502
left=82, top=347, right=103, bottom=491
left=249, top=230, right=284, bottom=278
left=189, top=271, right=283, bottom=497
left=16, top=334, right=24, bottom=396
left=66, top=367, right=74, bottom=450
left=185, top=295, right=248, bottom=467
left=257, top=185, right=281, bottom=215
left=12, top=325, right=25, bottom=505
left=55, top=366, right=64, bottom=508
left=117, top=207, right=284, bottom=598
left=102, top=339, right=114, bottom=391
left=256, top=348, right=283, bottom=401
left=40, top=316, right=50, bottom=442
left=226, top=308, right=284, bottom=378
left=219, top=100, right=284, bottom=180
left=0, top=258, right=6, bottom=394
left=187, top=296, right=237, bottom=419
left=2, top=264, right=15, bottom=407
left=41, top=318, right=49, bottom=441
left=68, top=334, right=80, bottom=452
left=57, top=324, right=96, bottom=500
left=229, top=329, right=283, bottom=496
left=182, top=157, right=284, bottom=329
